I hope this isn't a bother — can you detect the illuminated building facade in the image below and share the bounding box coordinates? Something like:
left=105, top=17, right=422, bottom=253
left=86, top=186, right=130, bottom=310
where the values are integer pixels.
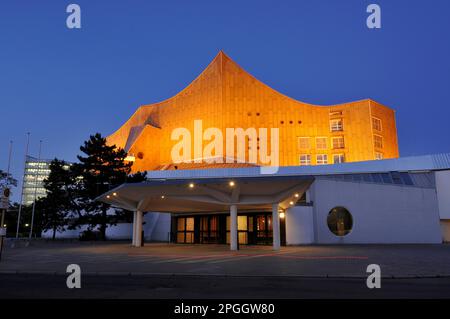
left=98, top=153, right=450, bottom=248
left=91, top=53, right=450, bottom=247
left=21, top=157, right=71, bottom=206
left=107, top=51, right=399, bottom=172
left=21, top=156, right=52, bottom=206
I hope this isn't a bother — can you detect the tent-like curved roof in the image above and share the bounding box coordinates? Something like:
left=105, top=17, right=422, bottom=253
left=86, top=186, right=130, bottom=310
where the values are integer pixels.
left=106, top=51, right=398, bottom=171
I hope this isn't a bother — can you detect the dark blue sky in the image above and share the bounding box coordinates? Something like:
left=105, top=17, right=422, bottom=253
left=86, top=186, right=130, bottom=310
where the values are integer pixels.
left=1, top=0, right=450, bottom=200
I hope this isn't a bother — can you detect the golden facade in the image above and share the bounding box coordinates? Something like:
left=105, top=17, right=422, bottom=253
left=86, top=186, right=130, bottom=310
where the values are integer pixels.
left=107, top=51, right=399, bottom=172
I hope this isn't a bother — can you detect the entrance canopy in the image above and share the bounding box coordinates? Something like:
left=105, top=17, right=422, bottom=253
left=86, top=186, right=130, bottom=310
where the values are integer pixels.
left=96, top=175, right=314, bottom=213
left=97, top=152, right=450, bottom=213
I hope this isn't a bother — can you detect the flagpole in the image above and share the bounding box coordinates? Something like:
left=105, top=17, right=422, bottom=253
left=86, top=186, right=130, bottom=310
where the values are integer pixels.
left=29, top=140, right=42, bottom=239
left=0, top=141, right=13, bottom=261
left=15, top=133, right=30, bottom=239
left=6, top=141, right=12, bottom=180
left=0, top=141, right=13, bottom=228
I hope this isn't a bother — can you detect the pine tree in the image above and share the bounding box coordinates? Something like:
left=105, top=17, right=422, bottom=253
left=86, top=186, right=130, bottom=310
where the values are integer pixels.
left=39, top=159, right=74, bottom=239
left=72, top=133, right=146, bottom=240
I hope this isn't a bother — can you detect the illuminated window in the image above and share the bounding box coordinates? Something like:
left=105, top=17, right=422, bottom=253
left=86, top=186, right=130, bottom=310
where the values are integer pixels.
left=299, top=154, right=311, bottom=165
left=177, top=218, right=185, bottom=231
left=176, top=217, right=194, bottom=243
left=316, top=137, right=327, bottom=150
left=375, top=152, right=383, bottom=160
left=327, top=207, right=353, bottom=237
left=332, top=136, right=345, bottom=149
left=316, top=154, right=328, bottom=165
left=333, top=154, right=345, bottom=164
left=330, top=119, right=343, bottom=132
left=298, top=137, right=311, bottom=149
left=329, top=110, right=343, bottom=116
left=372, top=117, right=382, bottom=131
left=226, top=216, right=249, bottom=245
left=374, top=135, right=383, bottom=148
left=238, top=216, right=247, bottom=231
left=186, top=217, right=194, bottom=231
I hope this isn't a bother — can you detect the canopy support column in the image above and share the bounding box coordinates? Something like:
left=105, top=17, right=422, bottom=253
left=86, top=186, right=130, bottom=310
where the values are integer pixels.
left=133, top=210, right=143, bottom=247
left=230, top=205, right=238, bottom=251
left=272, top=203, right=281, bottom=251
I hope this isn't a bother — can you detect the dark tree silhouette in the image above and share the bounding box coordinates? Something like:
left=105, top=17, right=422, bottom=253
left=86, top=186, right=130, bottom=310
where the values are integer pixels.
left=72, top=133, right=146, bottom=240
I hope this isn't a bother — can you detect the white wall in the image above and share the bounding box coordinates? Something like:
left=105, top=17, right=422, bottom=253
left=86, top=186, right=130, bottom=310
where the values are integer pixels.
left=309, top=179, right=442, bottom=244
left=436, top=170, right=450, bottom=219
left=41, top=223, right=133, bottom=239
left=41, top=212, right=171, bottom=241
left=285, top=206, right=314, bottom=245
left=143, top=212, right=171, bottom=242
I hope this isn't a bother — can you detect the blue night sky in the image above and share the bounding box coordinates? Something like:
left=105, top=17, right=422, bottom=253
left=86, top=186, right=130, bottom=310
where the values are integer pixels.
left=1, top=0, right=450, bottom=200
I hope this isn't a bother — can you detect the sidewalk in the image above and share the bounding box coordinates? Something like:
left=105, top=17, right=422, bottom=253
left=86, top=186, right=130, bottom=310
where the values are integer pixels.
left=1, top=241, right=450, bottom=278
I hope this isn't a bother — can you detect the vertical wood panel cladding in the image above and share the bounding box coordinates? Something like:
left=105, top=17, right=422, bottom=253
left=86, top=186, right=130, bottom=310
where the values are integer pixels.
left=106, top=52, right=399, bottom=172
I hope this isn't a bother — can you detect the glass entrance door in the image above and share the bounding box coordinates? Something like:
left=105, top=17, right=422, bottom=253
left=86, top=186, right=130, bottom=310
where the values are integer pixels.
left=176, top=217, right=194, bottom=243
left=226, top=215, right=249, bottom=245
left=200, top=215, right=219, bottom=243
left=256, top=214, right=273, bottom=244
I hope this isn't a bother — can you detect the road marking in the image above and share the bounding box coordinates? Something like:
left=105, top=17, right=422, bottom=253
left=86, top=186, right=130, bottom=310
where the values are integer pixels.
left=277, top=255, right=369, bottom=260
left=150, top=258, right=192, bottom=264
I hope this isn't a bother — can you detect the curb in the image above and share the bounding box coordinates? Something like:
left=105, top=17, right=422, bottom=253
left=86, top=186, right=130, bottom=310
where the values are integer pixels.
left=0, top=270, right=449, bottom=279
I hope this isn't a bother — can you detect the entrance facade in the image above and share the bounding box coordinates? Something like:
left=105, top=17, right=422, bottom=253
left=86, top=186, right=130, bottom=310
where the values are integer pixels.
left=172, top=213, right=286, bottom=246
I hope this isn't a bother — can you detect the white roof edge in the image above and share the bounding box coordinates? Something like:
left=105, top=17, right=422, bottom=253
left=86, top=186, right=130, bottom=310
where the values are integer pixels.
left=145, top=153, right=450, bottom=180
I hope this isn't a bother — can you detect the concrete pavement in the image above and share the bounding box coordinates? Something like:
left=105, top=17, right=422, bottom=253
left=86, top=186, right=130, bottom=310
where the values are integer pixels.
left=2, top=241, right=450, bottom=298
left=1, top=241, right=450, bottom=278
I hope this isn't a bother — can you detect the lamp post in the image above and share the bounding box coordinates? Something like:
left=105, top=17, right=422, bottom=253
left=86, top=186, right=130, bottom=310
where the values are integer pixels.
left=16, top=133, right=30, bottom=239
left=29, top=140, right=42, bottom=239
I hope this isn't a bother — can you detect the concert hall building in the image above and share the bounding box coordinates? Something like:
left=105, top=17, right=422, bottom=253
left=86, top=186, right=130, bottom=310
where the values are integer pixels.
left=95, top=52, right=450, bottom=249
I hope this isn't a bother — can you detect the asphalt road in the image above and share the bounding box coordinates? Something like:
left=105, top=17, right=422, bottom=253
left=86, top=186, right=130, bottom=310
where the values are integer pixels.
left=1, top=273, right=450, bottom=299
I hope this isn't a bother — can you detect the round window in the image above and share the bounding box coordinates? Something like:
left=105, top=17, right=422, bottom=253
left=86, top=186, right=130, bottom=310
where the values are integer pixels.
left=327, top=207, right=353, bottom=237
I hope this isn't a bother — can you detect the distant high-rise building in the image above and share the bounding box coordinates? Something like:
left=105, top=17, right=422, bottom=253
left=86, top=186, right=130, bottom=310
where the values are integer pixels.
left=21, top=156, right=53, bottom=206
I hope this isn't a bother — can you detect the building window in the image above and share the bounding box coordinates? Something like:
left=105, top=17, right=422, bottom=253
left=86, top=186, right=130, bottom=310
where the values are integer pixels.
left=374, top=135, right=383, bottom=148
left=327, top=207, right=353, bottom=237
left=329, top=110, right=343, bottom=116
left=375, top=152, right=383, bottom=160
left=226, top=215, right=249, bottom=245
left=316, top=137, right=327, bottom=150
left=176, top=217, right=194, bottom=243
left=299, top=154, right=311, bottom=165
left=199, top=215, right=219, bottom=244
left=372, top=117, right=382, bottom=131
left=298, top=137, right=311, bottom=149
left=332, top=136, right=345, bottom=149
left=330, top=119, right=343, bottom=132
left=333, top=154, right=345, bottom=164
left=316, top=154, right=328, bottom=165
